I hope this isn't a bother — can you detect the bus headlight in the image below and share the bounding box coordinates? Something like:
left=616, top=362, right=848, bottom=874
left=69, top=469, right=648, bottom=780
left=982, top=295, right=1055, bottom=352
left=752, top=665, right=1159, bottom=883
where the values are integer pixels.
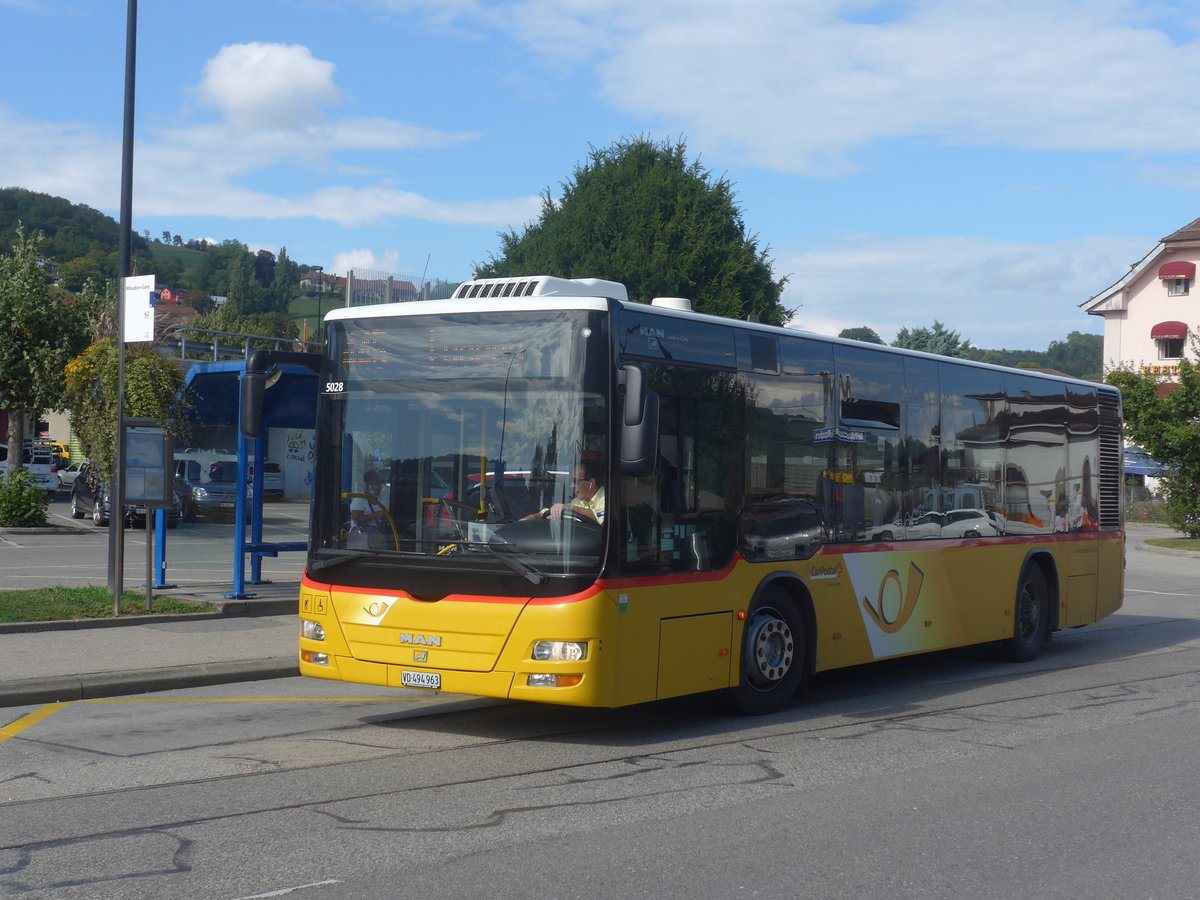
left=301, top=619, right=325, bottom=641
left=301, top=650, right=329, bottom=665
left=532, top=640, right=587, bottom=661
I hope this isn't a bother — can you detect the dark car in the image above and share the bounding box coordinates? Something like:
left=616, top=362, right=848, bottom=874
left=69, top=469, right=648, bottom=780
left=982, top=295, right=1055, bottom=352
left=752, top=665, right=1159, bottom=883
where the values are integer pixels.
left=70, top=462, right=181, bottom=528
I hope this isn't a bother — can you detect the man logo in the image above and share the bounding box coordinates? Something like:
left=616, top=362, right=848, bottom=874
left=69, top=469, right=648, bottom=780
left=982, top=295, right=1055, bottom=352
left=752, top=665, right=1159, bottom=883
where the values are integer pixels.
left=413, top=650, right=429, bottom=662
left=862, top=562, right=925, bottom=634
left=399, top=633, right=443, bottom=647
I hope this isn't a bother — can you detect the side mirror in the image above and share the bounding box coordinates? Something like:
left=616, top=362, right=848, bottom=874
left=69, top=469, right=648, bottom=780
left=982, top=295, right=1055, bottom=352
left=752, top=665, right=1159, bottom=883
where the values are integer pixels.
left=619, top=364, right=659, bottom=476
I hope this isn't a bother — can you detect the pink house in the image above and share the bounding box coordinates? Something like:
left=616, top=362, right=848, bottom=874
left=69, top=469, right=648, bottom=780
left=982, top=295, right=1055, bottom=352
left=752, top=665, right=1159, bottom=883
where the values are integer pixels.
left=1082, top=218, right=1200, bottom=382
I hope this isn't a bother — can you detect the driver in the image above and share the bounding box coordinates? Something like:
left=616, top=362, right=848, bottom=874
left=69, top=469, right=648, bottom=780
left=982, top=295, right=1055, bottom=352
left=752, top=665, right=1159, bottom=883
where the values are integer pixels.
left=528, top=462, right=605, bottom=524
left=350, top=470, right=387, bottom=531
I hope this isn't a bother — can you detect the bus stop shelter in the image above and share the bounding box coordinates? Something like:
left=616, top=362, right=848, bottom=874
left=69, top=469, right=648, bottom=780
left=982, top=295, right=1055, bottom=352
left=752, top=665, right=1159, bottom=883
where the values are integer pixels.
left=165, top=353, right=319, bottom=597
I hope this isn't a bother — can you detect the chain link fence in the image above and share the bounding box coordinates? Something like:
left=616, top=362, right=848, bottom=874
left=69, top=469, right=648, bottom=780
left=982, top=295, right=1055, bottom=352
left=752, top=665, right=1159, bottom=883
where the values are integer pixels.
left=341, top=268, right=462, bottom=306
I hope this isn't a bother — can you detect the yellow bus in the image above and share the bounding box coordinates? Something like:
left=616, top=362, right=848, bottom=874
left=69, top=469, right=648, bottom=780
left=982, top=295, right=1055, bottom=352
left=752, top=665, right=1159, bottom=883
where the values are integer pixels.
left=294, top=276, right=1123, bottom=713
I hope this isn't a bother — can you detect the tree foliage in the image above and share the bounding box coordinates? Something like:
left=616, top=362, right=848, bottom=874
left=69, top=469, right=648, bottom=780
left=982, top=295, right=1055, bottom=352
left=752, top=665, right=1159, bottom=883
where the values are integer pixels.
left=969, top=331, right=1102, bottom=380
left=0, top=224, right=98, bottom=475
left=0, top=188, right=149, bottom=263
left=475, top=137, right=788, bottom=324
left=1106, top=341, right=1200, bottom=538
left=839, top=326, right=884, bottom=344
left=62, top=339, right=191, bottom=479
left=892, top=320, right=972, bottom=358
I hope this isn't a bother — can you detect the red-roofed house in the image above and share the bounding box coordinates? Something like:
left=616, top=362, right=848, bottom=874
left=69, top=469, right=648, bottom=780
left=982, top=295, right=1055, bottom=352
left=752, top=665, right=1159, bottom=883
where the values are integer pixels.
left=1082, top=218, right=1200, bottom=382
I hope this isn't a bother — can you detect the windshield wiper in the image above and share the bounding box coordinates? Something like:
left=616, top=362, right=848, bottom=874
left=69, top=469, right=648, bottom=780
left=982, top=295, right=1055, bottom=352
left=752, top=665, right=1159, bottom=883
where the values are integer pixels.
left=484, top=543, right=545, bottom=585
left=309, top=553, right=358, bottom=575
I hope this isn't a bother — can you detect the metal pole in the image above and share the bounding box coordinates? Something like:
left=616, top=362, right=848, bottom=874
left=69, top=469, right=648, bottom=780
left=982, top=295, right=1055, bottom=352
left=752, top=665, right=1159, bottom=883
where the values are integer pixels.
left=110, top=0, right=137, bottom=612
left=145, top=510, right=153, bottom=612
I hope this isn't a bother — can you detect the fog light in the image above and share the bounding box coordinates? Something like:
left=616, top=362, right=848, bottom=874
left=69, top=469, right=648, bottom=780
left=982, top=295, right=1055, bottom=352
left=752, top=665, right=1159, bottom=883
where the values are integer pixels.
left=532, top=640, right=587, bottom=661
left=527, top=673, right=583, bottom=688
left=301, top=619, right=325, bottom=641
left=301, top=650, right=329, bottom=665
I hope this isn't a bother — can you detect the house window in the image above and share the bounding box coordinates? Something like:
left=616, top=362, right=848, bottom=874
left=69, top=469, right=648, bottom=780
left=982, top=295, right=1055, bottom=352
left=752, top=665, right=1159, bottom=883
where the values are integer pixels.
left=1158, top=338, right=1184, bottom=360
left=1166, top=278, right=1191, bottom=297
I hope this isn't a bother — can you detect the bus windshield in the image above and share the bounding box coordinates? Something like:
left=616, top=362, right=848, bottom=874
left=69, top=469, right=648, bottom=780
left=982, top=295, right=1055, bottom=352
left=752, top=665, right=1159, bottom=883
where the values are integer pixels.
left=309, top=308, right=610, bottom=592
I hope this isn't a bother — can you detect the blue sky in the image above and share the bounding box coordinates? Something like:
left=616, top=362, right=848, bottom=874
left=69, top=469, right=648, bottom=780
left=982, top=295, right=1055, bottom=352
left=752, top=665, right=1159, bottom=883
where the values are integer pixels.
left=3, top=0, right=1200, bottom=349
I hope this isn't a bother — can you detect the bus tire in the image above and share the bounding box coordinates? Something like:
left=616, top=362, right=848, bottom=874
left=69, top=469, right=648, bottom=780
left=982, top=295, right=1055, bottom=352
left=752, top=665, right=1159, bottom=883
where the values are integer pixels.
left=993, top=563, right=1049, bottom=662
left=726, top=586, right=806, bottom=715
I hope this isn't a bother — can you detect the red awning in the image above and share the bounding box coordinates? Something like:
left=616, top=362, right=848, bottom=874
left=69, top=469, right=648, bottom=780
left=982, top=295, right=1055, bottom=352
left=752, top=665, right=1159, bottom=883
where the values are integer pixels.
left=1151, top=320, right=1188, bottom=340
left=1158, top=261, right=1196, bottom=279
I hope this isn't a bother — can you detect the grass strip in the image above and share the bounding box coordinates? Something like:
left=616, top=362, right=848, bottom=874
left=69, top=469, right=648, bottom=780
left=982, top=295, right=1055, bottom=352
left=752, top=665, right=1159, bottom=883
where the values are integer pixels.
left=0, top=586, right=211, bottom=623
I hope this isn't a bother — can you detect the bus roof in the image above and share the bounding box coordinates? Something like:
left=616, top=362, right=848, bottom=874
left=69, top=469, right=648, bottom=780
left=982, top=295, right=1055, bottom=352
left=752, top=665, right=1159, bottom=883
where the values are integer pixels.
left=324, top=276, right=1111, bottom=391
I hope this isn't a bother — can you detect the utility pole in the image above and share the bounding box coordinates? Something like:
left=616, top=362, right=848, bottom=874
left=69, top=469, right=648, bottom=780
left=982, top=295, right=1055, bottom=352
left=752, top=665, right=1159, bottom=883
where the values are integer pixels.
left=109, top=0, right=138, bottom=610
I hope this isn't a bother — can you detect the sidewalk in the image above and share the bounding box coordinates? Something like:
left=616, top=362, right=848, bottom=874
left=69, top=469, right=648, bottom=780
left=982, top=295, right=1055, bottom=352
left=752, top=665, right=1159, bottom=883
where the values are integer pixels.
left=0, top=579, right=302, bottom=709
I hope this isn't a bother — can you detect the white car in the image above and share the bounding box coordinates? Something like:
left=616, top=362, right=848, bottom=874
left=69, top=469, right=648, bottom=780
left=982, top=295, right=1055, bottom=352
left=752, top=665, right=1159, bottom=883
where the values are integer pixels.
left=940, top=508, right=1002, bottom=538
left=870, top=508, right=1000, bottom=541
left=58, top=460, right=86, bottom=487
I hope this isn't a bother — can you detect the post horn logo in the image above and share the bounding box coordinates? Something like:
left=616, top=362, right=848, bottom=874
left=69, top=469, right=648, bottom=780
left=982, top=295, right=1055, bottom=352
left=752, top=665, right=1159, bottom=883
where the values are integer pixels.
left=862, top=562, right=925, bottom=634
left=364, top=600, right=390, bottom=618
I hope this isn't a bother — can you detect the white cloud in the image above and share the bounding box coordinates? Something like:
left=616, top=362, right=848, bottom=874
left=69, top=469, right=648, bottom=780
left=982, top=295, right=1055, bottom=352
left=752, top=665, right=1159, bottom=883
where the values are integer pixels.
left=197, top=43, right=342, bottom=131
left=0, top=40, right=527, bottom=231
left=478, top=0, right=1200, bottom=174
left=778, top=233, right=1150, bottom=349
left=331, top=248, right=403, bottom=275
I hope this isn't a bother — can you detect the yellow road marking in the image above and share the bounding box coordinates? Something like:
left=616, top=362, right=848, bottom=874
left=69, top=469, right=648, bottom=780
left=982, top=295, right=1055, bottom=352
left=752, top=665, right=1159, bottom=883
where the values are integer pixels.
left=0, top=702, right=71, bottom=745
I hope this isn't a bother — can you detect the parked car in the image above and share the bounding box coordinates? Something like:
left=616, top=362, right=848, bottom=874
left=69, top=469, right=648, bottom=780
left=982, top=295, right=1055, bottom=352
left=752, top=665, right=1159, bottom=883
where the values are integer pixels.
left=251, top=461, right=285, bottom=500
left=58, top=460, right=86, bottom=488
left=870, top=508, right=1001, bottom=541
left=70, top=462, right=181, bottom=528
left=941, top=508, right=1002, bottom=538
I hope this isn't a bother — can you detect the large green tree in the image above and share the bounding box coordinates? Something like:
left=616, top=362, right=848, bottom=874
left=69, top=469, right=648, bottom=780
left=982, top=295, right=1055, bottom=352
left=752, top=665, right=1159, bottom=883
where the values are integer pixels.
left=270, top=247, right=299, bottom=314
left=1107, top=344, right=1200, bottom=538
left=475, top=137, right=788, bottom=324
left=892, top=320, right=972, bottom=358
left=0, top=225, right=96, bottom=476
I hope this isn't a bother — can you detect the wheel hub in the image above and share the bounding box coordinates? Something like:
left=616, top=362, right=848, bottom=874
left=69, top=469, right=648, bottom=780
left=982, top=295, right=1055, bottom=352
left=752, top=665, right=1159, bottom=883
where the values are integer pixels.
left=746, top=609, right=794, bottom=688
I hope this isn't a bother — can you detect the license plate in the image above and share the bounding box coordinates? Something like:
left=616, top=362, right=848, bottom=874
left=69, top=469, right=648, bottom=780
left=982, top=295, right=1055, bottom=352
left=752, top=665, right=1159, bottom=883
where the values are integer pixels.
left=401, top=670, right=441, bottom=690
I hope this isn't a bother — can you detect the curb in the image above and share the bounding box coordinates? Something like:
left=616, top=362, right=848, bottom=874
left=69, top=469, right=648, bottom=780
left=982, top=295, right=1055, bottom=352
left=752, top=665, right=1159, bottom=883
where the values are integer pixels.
left=0, top=524, right=97, bottom=536
left=1134, top=542, right=1200, bottom=559
left=0, top=658, right=300, bottom=708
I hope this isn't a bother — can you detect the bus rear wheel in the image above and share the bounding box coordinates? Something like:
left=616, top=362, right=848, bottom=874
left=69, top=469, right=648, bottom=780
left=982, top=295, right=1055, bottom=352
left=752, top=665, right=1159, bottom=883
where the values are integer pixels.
left=726, top=587, right=806, bottom=715
left=993, top=563, right=1049, bottom=662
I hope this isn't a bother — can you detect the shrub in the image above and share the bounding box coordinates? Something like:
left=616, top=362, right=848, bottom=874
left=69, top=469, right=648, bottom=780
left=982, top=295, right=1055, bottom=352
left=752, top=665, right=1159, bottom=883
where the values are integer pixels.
left=0, top=469, right=50, bottom=527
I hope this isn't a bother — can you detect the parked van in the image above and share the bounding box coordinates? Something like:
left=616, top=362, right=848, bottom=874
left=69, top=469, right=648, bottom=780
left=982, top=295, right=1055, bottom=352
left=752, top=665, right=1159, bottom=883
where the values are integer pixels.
left=0, top=441, right=61, bottom=491
left=173, top=454, right=247, bottom=520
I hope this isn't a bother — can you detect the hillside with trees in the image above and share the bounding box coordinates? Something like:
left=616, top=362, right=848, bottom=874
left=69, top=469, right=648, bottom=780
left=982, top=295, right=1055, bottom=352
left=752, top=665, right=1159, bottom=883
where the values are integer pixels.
left=838, top=320, right=1103, bottom=380
left=4, top=185, right=1106, bottom=379
left=0, top=187, right=150, bottom=271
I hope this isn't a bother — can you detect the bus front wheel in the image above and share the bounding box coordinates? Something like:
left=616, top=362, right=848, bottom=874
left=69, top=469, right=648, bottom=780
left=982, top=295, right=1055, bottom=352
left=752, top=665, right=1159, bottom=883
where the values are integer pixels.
left=726, top=587, right=806, bottom=715
left=992, top=563, right=1049, bottom=662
